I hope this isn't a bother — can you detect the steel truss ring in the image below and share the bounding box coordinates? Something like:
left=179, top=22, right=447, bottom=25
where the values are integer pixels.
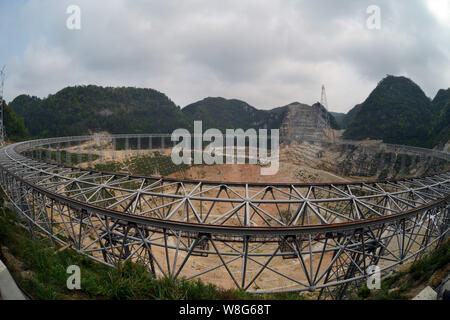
left=0, top=135, right=449, bottom=298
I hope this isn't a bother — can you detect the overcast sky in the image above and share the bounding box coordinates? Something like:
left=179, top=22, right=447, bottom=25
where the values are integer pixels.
left=0, top=0, right=449, bottom=112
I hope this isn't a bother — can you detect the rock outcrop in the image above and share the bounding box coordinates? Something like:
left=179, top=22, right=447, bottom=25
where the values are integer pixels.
left=280, top=102, right=333, bottom=143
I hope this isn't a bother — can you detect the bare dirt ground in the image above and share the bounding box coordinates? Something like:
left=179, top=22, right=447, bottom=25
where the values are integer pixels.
left=64, top=138, right=351, bottom=184
left=168, top=162, right=348, bottom=184
left=166, top=142, right=350, bottom=184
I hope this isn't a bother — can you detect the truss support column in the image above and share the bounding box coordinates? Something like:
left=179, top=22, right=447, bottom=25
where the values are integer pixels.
left=241, top=235, right=249, bottom=289
left=137, top=136, right=141, bottom=156
left=148, top=136, right=152, bottom=156
left=19, top=182, right=36, bottom=241
left=46, top=144, right=51, bottom=162
left=88, top=139, right=93, bottom=169
left=66, top=141, right=71, bottom=166
left=77, top=151, right=82, bottom=168
left=160, top=136, right=165, bottom=154
left=56, top=143, right=61, bottom=164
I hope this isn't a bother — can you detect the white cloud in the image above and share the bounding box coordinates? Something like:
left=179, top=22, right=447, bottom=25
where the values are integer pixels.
left=2, top=0, right=450, bottom=113
left=426, top=0, right=450, bottom=28
left=9, top=38, right=74, bottom=97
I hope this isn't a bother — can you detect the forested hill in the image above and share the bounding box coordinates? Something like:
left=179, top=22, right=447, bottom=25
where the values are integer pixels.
left=7, top=79, right=448, bottom=148
left=10, top=86, right=189, bottom=137
left=341, top=76, right=450, bottom=148
left=332, top=104, right=362, bottom=129
left=431, top=88, right=450, bottom=116
left=182, top=97, right=287, bottom=131
left=343, top=76, right=434, bottom=147
left=10, top=86, right=338, bottom=138
left=429, top=88, right=450, bottom=148
left=183, top=97, right=340, bottom=131
left=2, top=101, right=29, bottom=141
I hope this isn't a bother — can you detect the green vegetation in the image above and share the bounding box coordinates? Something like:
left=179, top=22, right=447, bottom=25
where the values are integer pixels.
left=328, top=113, right=340, bottom=130
left=183, top=98, right=340, bottom=131
left=95, top=152, right=190, bottom=177
left=10, top=87, right=340, bottom=139
left=343, top=76, right=433, bottom=147
left=2, top=101, right=29, bottom=141
left=337, top=104, right=362, bottom=129
left=0, top=188, right=448, bottom=300
left=0, top=208, right=219, bottom=299
left=356, top=239, right=450, bottom=300
left=0, top=196, right=304, bottom=300
left=343, top=76, right=450, bottom=148
left=430, top=88, right=450, bottom=116
left=125, top=153, right=190, bottom=176
left=428, top=89, right=450, bottom=148
left=10, top=85, right=189, bottom=138
left=182, top=97, right=289, bottom=132
left=329, top=111, right=346, bottom=129
left=7, top=79, right=449, bottom=148
left=93, top=161, right=124, bottom=173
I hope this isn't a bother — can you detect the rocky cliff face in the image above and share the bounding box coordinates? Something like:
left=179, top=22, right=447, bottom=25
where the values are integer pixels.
left=282, top=141, right=449, bottom=180
left=443, top=141, right=450, bottom=153
left=333, top=143, right=449, bottom=179
left=280, top=102, right=332, bottom=143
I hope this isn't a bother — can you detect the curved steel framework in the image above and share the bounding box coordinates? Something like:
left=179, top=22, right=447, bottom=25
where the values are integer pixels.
left=0, top=135, right=449, bottom=299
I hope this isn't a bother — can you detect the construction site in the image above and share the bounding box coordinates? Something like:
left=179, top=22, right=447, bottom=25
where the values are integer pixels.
left=0, top=82, right=448, bottom=300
